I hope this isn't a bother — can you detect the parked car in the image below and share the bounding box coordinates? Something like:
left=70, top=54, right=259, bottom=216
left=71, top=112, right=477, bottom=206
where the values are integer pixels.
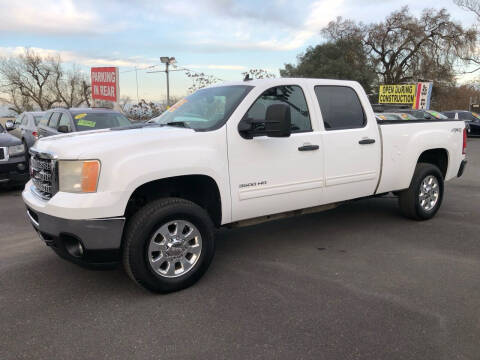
left=0, top=121, right=29, bottom=187
left=390, top=109, right=449, bottom=120
left=37, top=108, right=131, bottom=138
left=8, top=111, right=45, bottom=150
left=23, top=79, right=467, bottom=293
left=375, top=112, right=418, bottom=121
left=441, top=110, right=480, bottom=136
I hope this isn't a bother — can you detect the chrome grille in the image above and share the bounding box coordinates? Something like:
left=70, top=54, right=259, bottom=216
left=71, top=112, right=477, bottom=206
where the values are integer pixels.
left=30, top=150, right=58, bottom=200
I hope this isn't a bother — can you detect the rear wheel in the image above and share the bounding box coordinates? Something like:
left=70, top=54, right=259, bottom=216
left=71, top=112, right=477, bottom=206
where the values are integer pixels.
left=398, top=163, right=444, bottom=220
left=123, top=198, right=215, bottom=293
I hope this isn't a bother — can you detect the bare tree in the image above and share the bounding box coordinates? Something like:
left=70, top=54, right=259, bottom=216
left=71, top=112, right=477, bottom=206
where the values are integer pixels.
left=454, top=0, right=480, bottom=18
left=50, top=61, right=91, bottom=108
left=323, top=7, right=477, bottom=84
left=185, top=71, right=220, bottom=93
left=0, top=49, right=91, bottom=113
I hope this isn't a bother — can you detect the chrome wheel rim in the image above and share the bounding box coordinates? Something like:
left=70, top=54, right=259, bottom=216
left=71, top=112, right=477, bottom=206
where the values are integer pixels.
left=148, top=220, right=202, bottom=278
left=419, top=175, right=440, bottom=212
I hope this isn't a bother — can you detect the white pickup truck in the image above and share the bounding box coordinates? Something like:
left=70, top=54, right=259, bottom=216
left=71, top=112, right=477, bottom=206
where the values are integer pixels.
left=23, top=79, right=468, bottom=293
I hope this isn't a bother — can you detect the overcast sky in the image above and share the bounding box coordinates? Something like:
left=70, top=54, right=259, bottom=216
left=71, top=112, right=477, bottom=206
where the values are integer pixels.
left=0, top=0, right=477, bottom=101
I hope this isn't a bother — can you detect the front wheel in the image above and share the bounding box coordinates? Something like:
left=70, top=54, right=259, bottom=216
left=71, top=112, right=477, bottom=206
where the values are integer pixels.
left=123, top=198, right=215, bottom=293
left=398, top=163, right=444, bottom=220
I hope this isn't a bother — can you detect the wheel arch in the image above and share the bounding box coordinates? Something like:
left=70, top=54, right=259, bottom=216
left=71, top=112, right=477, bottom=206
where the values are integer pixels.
left=124, top=175, right=223, bottom=227
left=417, top=148, right=449, bottom=179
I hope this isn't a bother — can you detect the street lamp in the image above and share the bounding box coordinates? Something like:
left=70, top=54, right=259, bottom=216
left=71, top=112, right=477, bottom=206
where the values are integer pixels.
left=160, top=57, right=176, bottom=106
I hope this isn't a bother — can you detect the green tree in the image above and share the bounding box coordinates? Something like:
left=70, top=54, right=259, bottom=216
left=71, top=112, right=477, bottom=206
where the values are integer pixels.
left=280, top=38, right=376, bottom=93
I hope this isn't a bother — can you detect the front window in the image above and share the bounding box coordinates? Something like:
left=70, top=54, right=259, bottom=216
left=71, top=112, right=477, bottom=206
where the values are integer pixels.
left=71, top=112, right=131, bottom=131
left=153, top=85, right=252, bottom=131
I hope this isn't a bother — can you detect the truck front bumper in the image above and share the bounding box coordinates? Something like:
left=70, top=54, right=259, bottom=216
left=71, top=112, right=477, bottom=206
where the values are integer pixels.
left=26, top=206, right=125, bottom=265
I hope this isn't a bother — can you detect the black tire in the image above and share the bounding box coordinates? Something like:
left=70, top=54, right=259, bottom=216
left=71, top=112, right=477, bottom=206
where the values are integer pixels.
left=398, top=163, right=444, bottom=220
left=123, top=198, right=215, bottom=293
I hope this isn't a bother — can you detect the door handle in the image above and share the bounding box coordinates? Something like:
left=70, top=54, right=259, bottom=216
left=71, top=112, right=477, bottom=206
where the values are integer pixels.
left=298, top=144, right=319, bottom=151
left=359, top=138, right=375, bottom=145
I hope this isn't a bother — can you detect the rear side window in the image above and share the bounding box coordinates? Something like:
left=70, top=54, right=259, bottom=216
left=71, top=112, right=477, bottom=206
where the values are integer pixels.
left=314, top=86, right=366, bottom=130
left=458, top=112, right=474, bottom=121
left=48, top=113, right=60, bottom=128
left=71, top=112, right=131, bottom=131
left=245, top=85, right=311, bottom=133
left=39, top=113, right=51, bottom=126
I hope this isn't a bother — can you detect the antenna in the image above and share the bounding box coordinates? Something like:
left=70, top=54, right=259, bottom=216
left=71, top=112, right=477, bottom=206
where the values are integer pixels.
left=243, top=73, right=252, bottom=81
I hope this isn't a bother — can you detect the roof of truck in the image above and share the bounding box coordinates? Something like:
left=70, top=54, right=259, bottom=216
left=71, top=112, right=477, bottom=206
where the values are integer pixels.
left=209, top=78, right=361, bottom=88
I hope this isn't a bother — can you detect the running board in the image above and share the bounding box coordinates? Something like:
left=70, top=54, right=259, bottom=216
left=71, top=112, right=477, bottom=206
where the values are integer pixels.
left=227, top=203, right=339, bottom=228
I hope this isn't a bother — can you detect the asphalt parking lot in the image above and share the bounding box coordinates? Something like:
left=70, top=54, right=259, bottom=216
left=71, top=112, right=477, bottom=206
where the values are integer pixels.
left=1, top=139, right=479, bottom=360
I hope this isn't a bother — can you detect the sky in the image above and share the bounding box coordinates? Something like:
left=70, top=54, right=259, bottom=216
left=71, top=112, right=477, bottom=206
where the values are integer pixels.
left=0, top=0, right=478, bottom=103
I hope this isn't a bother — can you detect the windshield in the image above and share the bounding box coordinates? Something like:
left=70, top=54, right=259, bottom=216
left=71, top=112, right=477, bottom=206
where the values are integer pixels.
left=153, top=85, right=252, bottom=130
left=71, top=112, right=131, bottom=131
left=426, top=110, right=448, bottom=119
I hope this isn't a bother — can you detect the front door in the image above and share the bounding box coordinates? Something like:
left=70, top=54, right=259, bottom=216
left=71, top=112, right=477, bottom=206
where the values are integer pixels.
left=227, top=83, right=325, bottom=222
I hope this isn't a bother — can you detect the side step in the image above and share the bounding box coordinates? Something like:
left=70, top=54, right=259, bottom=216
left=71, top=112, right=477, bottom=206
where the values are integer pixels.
left=228, top=203, right=339, bottom=228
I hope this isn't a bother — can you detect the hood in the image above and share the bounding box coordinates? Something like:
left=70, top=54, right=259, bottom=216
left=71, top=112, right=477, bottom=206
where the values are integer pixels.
left=31, top=125, right=197, bottom=159
left=0, top=131, right=22, bottom=147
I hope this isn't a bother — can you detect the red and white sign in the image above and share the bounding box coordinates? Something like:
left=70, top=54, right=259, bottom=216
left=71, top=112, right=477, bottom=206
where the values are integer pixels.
left=91, top=67, right=119, bottom=102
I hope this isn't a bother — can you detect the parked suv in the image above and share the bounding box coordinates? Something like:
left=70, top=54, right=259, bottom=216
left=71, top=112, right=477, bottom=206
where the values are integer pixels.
left=37, top=108, right=131, bottom=138
left=9, top=111, right=45, bottom=151
left=0, top=121, right=29, bottom=187
left=442, top=110, right=480, bottom=136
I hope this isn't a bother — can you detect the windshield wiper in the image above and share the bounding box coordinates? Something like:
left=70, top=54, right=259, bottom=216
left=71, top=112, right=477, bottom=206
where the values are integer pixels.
left=162, top=121, right=191, bottom=128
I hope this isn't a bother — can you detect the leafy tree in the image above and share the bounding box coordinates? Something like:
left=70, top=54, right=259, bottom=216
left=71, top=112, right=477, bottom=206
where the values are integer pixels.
left=323, top=7, right=477, bottom=85
left=280, top=38, right=376, bottom=93
left=242, top=69, right=275, bottom=79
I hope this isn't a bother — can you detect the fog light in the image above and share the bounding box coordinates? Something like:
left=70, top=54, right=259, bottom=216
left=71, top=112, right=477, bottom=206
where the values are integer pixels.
left=17, top=163, right=26, bottom=171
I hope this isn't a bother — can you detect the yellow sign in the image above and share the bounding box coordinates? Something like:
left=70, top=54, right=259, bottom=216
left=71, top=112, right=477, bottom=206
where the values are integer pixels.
left=379, top=85, right=416, bottom=104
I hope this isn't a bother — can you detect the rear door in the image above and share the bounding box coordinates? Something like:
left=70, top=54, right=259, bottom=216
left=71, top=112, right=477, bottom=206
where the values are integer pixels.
left=314, top=84, right=381, bottom=203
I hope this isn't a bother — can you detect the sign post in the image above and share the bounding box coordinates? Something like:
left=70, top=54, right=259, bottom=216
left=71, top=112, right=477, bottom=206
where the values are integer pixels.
left=90, top=67, right=119, bottom=106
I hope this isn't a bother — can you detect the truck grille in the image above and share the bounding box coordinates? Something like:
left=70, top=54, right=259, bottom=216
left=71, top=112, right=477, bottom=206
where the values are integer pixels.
left=30, top=152, right=58, bottom=199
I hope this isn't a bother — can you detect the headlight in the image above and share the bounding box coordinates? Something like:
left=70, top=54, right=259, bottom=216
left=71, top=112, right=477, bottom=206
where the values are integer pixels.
left=58, top=160, right=101, bottom=193
left=8, top=144, right=25, bottom=156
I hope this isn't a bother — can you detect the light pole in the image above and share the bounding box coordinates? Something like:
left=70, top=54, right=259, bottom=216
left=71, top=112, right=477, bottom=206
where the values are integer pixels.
left=160, top=56, right=176, bottom=107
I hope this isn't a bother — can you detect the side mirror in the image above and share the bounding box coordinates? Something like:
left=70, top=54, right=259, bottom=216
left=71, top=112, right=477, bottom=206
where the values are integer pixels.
left=57, top=125, right=69, bottom=133
left=264, top=104, right=291, bottom=138
left=5, top=120, right=15, bottom=131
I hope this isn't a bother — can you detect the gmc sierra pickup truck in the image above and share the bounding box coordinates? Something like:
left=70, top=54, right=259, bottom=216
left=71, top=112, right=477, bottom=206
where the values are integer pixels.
left=23, top=79, right=468, bottom=293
